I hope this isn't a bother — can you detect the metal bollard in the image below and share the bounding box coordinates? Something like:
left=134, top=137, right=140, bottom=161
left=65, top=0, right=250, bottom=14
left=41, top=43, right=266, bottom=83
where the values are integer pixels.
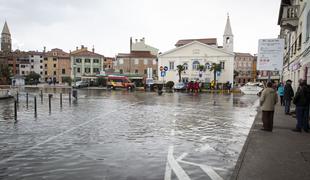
left=16, top=92, right=19, bottom=103
left=14, top=100, right=17, bottom=120
left=40, top=90, right=43, bottom=102
left=26, top=93, right=29, bottom=108
left=34, top=96, right=37, bottom=117
left=60, top=93, right=62, bottom=108
left=69, top=91, right=71, bottom=104
left=48, top=94, right=52, bottom=113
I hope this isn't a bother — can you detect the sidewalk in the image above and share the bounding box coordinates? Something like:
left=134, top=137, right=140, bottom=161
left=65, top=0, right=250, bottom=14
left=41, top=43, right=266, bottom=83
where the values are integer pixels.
left=232, top=104, right=310, bottom=180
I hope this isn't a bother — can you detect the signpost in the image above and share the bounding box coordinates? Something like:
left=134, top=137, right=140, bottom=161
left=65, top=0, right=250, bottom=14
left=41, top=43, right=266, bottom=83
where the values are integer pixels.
left=257, top=39, right=284, bottom=82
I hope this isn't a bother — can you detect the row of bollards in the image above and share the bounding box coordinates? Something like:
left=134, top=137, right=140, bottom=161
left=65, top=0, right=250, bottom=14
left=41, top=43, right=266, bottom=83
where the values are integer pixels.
left=14, top=91, right=76, bottom=120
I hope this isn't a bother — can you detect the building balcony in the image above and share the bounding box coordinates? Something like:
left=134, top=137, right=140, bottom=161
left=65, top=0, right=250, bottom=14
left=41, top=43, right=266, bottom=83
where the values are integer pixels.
left=279, top=5, right=299, bottom=31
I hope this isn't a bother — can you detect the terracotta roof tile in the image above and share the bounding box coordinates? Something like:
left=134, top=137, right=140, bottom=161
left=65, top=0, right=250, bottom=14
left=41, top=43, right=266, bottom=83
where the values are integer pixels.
left=235, top=52, right=254, bottom=57
left=175, top=38, right=217, bottom=47
left=71, top=49, right=104, bottom=58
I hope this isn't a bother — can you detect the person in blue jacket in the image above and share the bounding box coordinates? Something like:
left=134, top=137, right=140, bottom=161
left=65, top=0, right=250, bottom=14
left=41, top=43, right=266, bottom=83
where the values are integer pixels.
left=277, top=82, right=284, bottom=106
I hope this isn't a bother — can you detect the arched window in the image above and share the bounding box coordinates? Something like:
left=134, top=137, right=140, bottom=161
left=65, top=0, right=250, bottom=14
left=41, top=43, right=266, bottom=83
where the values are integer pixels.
left=183, top=63, right=188, bottom=70
left=192, top=61, right=200, bottom=70
left=226, top=37, right=230, bottom=43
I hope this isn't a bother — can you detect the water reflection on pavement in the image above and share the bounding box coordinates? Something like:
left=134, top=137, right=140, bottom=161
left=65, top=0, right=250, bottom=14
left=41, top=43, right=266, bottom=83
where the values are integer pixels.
left=0, top=88, right=258, bottom=180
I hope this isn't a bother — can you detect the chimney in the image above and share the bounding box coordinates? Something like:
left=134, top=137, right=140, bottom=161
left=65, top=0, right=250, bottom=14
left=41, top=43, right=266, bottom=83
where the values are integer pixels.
left=43, top=46, right=46, bottom=53
left=81, top=45, right=84, bottom=49
left=76, top=46, right=78, bottom=50
left=92, top=45, right=95, bottom=53
left=141, top=37, right=145, bottom=42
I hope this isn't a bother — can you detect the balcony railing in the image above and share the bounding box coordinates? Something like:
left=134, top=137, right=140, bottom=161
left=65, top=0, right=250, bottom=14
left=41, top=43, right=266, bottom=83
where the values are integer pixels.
left=280, top=5, right=299, bottom=30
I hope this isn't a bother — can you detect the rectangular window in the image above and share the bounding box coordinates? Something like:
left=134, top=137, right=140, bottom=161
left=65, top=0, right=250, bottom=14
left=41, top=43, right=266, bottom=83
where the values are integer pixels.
left=93, top=68, right=99, bottom=73
left=54, top=71, right=56, bottom=75
left=53, top=64, right=56, bottom=68
left=135, top=69, right=138, bottom=74
left=40, top=66, right=43, bottom=69
left=169, top=61, right=174, bottom=70
left=85, top=68, right=91, bottom=73
left=21, top=65, right=25, bottom=68
left=220, top=61, right=225, bottom=69
left=40, top=60, right=43, bottom=63
left=153, top=70, right=156, bottom=75
left=22, top=71, right=25, bottom=75
left=53, top=58, right=57, bottom=61
left=40, top=71, right=43, bottom=75
left=135, top=59, right=139, bottom=65
left=119, top=58, right=124, bottom=65
left=44, top=57, right=48, bottom=61
left=75, top=59, right=82, bottom=63
left=85, top=59, right=91, bottom=63
left=31, top=65, right=34, bottom=69
left=144, top=69, right=147, bottom=74
left=45, top=71, right=47, bottom=75
left=44, top=64, right=47, bottom=68
left=144, top=59, right=148, bottom=65
left=31, top=60, right=34, bottom=63
left=77, top=68, right=80, bottom=73
left=62, top=69, right=65, bottom=74
left=120, top=69, right=123, bottom=74
left=93, top=59, right=99, bottom=63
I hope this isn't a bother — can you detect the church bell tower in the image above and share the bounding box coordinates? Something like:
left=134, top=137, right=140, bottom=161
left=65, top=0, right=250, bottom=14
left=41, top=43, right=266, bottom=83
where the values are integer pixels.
left=1, top=21, right=12, bottom=52
left=223, top=14, right=233, bottom=52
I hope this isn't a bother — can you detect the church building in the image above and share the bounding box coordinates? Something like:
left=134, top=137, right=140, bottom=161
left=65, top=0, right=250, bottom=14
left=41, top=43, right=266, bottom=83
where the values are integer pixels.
left=157, top=16, right=235, bottom=85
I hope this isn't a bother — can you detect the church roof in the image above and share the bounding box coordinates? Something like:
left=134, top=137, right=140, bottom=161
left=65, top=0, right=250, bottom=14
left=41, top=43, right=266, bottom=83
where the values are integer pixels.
left=224, top=15, right=233, bottom=36
left=2, top=21, right=10, bottom=35
left=175, top=38, right=217, bottom=47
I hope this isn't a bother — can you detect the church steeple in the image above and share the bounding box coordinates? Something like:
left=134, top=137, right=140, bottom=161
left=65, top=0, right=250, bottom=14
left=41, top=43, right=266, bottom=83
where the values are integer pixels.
left=223, top=14, right=233, bottom=52
left=1, top=21, right=12, bottom=52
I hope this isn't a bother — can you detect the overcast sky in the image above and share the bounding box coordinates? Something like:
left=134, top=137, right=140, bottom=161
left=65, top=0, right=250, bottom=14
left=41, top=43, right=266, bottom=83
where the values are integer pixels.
left=0, top=0, right=281, bottom=57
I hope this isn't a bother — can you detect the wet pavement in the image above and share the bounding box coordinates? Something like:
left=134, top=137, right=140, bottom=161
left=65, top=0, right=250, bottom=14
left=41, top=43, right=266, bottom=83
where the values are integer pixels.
left=0, top=88, right=259, bottom=180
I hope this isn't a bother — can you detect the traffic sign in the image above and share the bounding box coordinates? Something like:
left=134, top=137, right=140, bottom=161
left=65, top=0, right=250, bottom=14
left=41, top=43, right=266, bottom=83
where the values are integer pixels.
left=164, top=66, right=168, bottom=71
left=160, top=66, right=163, bottom=71
left=161, top=71, right=166, bottom=77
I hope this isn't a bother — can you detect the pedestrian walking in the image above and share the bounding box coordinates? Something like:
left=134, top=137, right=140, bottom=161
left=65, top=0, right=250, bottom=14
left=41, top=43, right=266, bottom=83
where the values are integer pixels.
left=292, top=79, right=310, bottom=132
left=277, top=82, right=284, bottom=106
left=260, top=81, right=278, bottom=132
left=283, top=79, right=294, bottom=114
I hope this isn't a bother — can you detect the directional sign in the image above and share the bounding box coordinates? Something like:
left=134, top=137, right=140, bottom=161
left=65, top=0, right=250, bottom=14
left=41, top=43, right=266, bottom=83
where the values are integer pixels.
left=216, top=71, right=221, bottom=77
left=161, top=71, right=166, bottom=77
left=160, top=66, right=164, bottom=71
left=164, top=66, right=168, bottom=71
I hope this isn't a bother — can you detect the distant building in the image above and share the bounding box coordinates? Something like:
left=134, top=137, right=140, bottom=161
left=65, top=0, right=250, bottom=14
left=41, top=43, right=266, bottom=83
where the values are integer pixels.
left=70, top=45, right=104, bottom=82
left=115, top=38, right=158, bottom=80
left=234, top=53, right=255, bottom=84
left=130, top=37, right=159, bottom=56
left=103, top=57, right=115, bottom=71
left=44, top=48, right=70, bottom=83
left=115, top=51, right=157, bottom=77
left=158, top=15, right=234, bottom=85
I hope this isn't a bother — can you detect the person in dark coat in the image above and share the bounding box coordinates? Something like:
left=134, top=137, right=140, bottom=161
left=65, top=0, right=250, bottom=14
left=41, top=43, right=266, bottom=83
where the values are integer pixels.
left=283, top=79, right=294, bottom=114
left=292, top=80, right=310, bottom=132
left=260, top=81, right=278, bottom=131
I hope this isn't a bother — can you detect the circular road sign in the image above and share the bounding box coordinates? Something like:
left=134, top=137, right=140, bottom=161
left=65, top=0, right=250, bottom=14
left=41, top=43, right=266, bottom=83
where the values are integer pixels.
left=164, top=66, right=168, bottom=71
left=160, top=66, right=163, bottom=71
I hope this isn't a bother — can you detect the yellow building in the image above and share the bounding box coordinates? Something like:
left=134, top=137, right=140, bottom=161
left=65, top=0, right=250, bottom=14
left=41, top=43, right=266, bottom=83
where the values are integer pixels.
left=44, top=48, right=70, bottom=83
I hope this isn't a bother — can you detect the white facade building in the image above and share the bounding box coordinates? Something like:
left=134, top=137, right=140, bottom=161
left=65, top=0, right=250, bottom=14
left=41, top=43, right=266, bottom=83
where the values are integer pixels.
left=158, top=16, right=235, bottom=85
left=158, top=41, right=234, bottom=84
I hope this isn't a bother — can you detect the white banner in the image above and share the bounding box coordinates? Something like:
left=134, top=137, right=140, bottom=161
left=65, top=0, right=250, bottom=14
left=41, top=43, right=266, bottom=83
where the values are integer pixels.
left=257, top=39, right=284, bottom=71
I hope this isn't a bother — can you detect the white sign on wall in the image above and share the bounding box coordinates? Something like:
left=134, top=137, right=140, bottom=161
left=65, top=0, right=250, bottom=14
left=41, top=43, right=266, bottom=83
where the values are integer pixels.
left=257, top=39, right=284, bottom=71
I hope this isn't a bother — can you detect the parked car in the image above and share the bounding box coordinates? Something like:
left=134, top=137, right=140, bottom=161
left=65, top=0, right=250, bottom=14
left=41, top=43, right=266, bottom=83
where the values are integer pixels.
left=174, top=82, right=187, bottom=91
left=107, top=76, right=135, bottom=90
left=74, top=81, right=89, bottom=88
